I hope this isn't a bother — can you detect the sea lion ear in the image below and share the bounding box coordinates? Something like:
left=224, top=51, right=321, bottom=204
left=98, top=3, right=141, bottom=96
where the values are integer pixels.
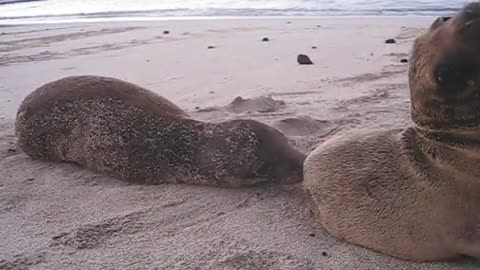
left=430, top=16, right=452, bottom=30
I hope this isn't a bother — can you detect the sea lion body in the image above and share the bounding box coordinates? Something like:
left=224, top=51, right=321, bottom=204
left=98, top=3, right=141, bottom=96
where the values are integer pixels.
left=304, top=2, right=480, bottom=262
left=15, top=76, right=305, bottom=187
left=304, top=127, right=480, bottom=261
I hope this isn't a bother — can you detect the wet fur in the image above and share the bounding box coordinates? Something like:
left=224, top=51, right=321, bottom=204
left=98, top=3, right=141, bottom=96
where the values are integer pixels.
left=15, top=76, right=305, bottom=188
left=303, top=2, right=480, bottom=262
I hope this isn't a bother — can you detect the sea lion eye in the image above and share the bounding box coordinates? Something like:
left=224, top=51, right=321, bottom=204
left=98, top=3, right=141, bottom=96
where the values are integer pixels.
left=434, top=61, right=476, bottom=93
left=430, top=16, right=452, bottom=30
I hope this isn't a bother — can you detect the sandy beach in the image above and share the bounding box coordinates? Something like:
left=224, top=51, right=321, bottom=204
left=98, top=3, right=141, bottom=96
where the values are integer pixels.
left=1, top=17, right=479, bottom=269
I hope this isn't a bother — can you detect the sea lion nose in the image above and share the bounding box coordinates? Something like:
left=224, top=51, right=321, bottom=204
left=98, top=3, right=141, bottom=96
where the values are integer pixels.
left=462, top=5, right=480, bottom=25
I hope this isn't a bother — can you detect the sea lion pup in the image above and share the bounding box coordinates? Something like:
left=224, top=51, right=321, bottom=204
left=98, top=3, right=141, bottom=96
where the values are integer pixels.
left=15, top=75, right=305, bottom=188
left=303, top=3, right=480, bottom=262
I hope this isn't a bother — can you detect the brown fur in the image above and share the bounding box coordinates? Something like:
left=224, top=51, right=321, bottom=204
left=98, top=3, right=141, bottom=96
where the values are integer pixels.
left=15, top=75, right=305, bottom=188
left=303, top=2, right=480, bottom=262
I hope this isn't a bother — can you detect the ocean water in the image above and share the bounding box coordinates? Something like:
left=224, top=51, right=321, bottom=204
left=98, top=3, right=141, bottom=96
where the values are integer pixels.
left=0, top=0, right=472, bottom=24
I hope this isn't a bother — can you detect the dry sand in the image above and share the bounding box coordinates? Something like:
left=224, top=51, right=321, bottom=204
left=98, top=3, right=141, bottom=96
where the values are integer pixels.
left=1, top=17, right=479, bottom=269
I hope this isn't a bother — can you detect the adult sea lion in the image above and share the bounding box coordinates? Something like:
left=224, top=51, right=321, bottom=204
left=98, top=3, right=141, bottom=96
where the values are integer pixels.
left=303, top=2, right=480, bottom=262
left=15, top=75, right=305, bottom=188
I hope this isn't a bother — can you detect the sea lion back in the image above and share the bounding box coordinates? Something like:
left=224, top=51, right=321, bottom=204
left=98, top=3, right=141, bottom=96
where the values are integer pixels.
left=15, top=75, right=188, bottom=162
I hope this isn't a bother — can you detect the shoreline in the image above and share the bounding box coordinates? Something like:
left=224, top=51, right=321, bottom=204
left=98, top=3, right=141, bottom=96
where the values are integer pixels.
left=0, top=14, right=440, bottom=26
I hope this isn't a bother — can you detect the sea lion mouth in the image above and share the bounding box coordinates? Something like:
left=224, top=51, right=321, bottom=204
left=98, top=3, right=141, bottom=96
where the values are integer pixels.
left=412, top=97, right=480, bottom=130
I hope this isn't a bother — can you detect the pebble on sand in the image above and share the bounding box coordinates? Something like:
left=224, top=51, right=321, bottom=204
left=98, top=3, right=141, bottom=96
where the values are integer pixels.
left=400, top=58, right=409, bottom=63
left=297, top=54, right=314, bottom=65
left=385, top=38, right=396, bottom=44
left=163, top=30, right=170, bottom=34
left=262, top=37, right=270, bottom=42
left=208, top=46, right=216, bottom=49
left=311, top=46, right=317, bottom=49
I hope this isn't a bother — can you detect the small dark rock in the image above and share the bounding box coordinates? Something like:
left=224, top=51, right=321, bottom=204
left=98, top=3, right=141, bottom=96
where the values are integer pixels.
left=217, top=211, right=226, bottom=216
left=261, top=37, right=270, bottom=42
left=209, top=91, right=215, bottom=94
left=146, top=59, right=150, bottom=62
left=287, top=21, right=291, bottom=24
left=195, top=106, right=200, bottom=110
left=400, top=58, right=409, bottom=63
left=7, top=148, right=16, bottom=153
left=208, top=46, right=215, bottom=49
left=26, top=178, right=35, bottom=182
left=316, top=25, right=321, bottom=28
left=322, top=251, right=328, bottom=257
left=297, top=54, right=313, bottom=65
left=309, top=233, right=316, bottom=237
left=163, top=30, right=170, bottom=34
left=385, top=38, right=396, bottom=44
left=311, top=46, right=317, bottom=49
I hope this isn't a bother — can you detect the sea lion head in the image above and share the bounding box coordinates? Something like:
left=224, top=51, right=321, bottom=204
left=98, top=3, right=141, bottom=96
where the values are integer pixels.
left=409, top=2, right=480, bottom=130
left=204, top=119, right=306, bottom=187
left=243, top=120, right=306, bottom=185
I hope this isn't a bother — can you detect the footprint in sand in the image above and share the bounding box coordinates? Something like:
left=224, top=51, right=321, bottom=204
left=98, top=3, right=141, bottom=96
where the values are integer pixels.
left=211, top=249, right=315, bottom=270
left=272, top=116, right=338, bottom=137
left=226, top=96, right=286, bottom=114
left=0, top=251, right=47, bottom=270
left=196, top=96, right=287, bottom=114
left=51, top=211, right=145, bottom=250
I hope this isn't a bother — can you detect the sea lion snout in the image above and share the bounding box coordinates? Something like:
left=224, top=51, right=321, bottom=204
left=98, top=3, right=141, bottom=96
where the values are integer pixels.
left=230, top=119, right=306, bottom=185
left=261, top=146, right=305, bottom=185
